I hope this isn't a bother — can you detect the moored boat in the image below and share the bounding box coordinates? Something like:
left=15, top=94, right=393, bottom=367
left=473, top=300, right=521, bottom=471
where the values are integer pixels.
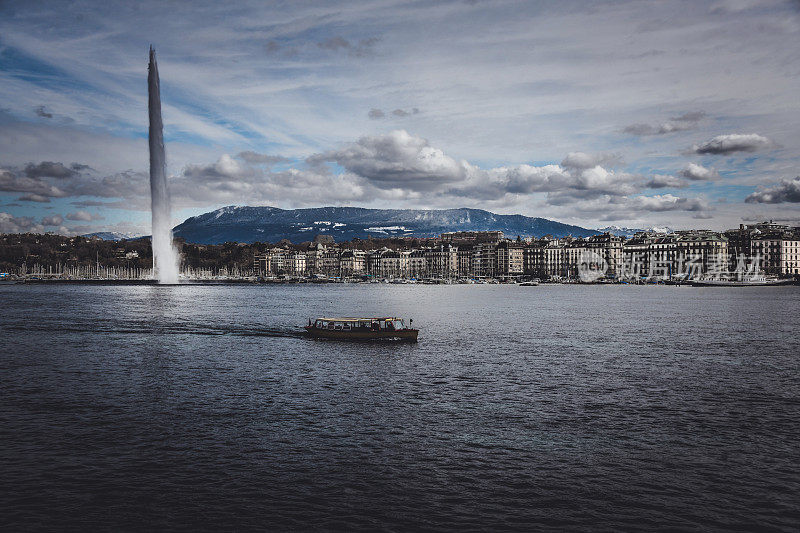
left=304, top=317, right=419, bottom=341
left=690, top=278, right=793, bottom=287
left=690, top=275, right=794, bottom=287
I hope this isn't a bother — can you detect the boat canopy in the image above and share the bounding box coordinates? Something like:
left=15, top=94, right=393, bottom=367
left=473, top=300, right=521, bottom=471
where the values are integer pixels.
left=313, top=317, right=407, bottom=331
left=316, top=317, right=402, bottom=322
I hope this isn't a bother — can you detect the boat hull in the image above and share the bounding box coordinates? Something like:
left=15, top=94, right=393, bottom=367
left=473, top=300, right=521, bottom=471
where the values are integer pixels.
left=305, top=326, right=419, bottom=342
left=304, top=326, right=419, bottom=342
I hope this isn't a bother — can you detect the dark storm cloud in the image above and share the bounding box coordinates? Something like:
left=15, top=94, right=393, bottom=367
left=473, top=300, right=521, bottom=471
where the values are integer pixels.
left=745, top=176, right=800, bottom=203
left=624, top=111, right=706, bottom=136
left=693, top=134, right=773, bottom=155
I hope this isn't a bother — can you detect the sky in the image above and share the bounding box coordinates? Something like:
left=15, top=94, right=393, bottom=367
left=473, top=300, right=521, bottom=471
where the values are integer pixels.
left=1, top=0, right=799, bottom=236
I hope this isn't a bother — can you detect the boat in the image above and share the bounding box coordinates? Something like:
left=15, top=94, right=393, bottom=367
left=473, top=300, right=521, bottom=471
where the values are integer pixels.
left=304, top=317, right=419, bottom=341
left=689, top=275, right=794, bottom=287
left=519, top=281, right=539, bottom=286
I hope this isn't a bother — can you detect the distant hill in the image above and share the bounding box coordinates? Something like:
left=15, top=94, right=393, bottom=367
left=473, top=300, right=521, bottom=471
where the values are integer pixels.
left=82, top=231, right=141, bottom=241
left=172, top=206, right=601, bottom=244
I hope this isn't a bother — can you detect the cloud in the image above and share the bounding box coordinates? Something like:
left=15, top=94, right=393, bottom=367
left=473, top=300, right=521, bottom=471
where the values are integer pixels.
left=0, top=168, right=68, bottom=199
left=0, top=212, right=45, bottom=234
left=41, top=215, right=64, bottom=226
left=317, top=36, right=379, bottom=57
left=34, top=105, right=53, bottom=119
left=693, top=134, right=773, bottom=155
left=317, top=36, right=350, bottom=51
left=24, top=161, right=77, bottom=179
left=183, top=154, right=255, bottom=181
left=236, top=151, right=288, bottom=165
left=679, top=163, right=720, bottom=181
left=624, top=111, right=706, bottom=136
left=673, top=111, right=706, bottom=122
left=264, top=40, right=281, bottom=54
left=66, top=210, right=103, bottom=221
left=645, top=174, right=688, bottom=189
left=369, top=108, right=420, bottom=119
left=570, top=194, right=712, bottom=222
left=560, top=152, right=622, bottom=170
left=308, top=130, right=465, bottom=190
left=391, top=108, right=420, bottom=117
left=449, top=161, right=641, bottom=204
left=630, top=194, right=709, bottom=212
left=18, top=194, right=53, bottom=202
left=745, top=176, right=800, bottom=203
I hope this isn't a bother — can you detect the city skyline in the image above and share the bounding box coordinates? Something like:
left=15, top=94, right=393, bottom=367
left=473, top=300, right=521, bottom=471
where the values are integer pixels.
left=1, top=0, right=799, bottom=236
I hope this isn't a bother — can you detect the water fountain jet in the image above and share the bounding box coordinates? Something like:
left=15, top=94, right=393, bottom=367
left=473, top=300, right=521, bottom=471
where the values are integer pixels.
left=148, top=46, right=179, bottom=284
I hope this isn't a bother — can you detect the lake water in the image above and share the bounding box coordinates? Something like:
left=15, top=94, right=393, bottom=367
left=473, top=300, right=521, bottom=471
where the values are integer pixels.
left=1, top=283, right=798, bottom=531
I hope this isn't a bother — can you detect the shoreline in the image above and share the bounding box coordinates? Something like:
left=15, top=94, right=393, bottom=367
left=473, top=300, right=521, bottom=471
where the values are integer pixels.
left=4, top=278, right=797, bottom=287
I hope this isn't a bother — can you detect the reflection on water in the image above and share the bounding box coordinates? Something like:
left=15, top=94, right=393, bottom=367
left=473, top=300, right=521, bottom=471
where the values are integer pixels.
left=1, top=284, right=799, bottom=530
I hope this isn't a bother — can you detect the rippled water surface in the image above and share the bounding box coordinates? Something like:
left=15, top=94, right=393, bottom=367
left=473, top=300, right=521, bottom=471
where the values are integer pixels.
left=1, top=283, right=799, bottom=531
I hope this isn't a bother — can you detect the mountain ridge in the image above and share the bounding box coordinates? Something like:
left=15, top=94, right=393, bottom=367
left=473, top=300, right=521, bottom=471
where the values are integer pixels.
left=172, top=205, right=604, bottom=244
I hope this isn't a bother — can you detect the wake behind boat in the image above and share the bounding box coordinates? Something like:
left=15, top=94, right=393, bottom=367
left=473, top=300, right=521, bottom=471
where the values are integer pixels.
left=305, top=317, right=419, bottom=342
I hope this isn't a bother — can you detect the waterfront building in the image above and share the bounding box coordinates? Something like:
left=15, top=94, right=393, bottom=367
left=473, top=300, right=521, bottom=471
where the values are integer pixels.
left=621, top=233, right=652, bottom=279
left=255, top=248, right=286, bottom=276
left=378, top=250, right=410, bottom=278
left=442, top=230, right=504, bottom=243
left=424, top=244, right=458, bottom=279
left=473, top=242, right=498, bottom=278
left=252, top=226, right=798, bottom=282
left=620, top=231, right=728, bottom=280
left=523, top=239, right=546, bottom=278
left=727, top=222, right=800, bottom=276
left=583, top=233, right=624, bottom=278
left=285, top=252, right=307, bottom=276
left=408, top=249, right=427, bottom=279
left=339, top=250, right=366, bottom=276
left=496, top=240, right=524, bottom=279
left=366, top=248, right=386, bottom=276
left=457, top=244, right=474, bottom=277
left=544, top=238, right=569, bottom=279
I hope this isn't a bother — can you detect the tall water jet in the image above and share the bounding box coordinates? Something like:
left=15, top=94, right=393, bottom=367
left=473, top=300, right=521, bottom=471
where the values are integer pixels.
left=148, top=46, right=179, bottom=284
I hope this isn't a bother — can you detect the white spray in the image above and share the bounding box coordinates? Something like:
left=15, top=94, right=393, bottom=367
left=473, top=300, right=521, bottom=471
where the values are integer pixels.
left=148, top=46, right=179, bottom=284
